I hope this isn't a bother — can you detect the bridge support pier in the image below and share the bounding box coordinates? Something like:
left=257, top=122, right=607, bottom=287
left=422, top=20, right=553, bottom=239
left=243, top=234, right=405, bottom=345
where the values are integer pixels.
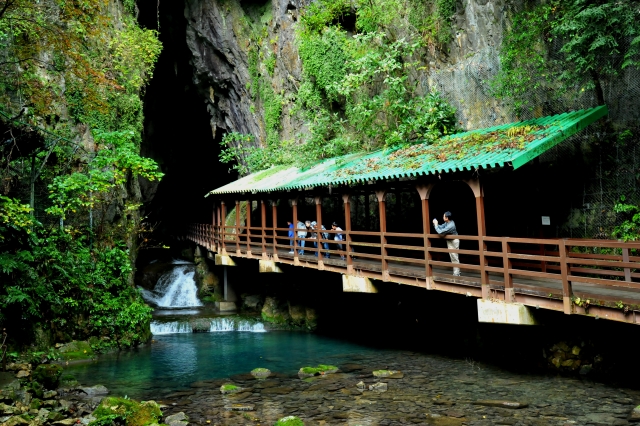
left=477, top=299, right=537, bottom=325
left=259, top=259, right=283, bottom=273
left=342, top=275, right=378, bottom=293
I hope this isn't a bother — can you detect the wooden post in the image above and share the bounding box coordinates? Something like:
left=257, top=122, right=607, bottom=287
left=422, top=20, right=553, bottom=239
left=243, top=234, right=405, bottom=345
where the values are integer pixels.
left=246, top=199, right=252, bottom=255
left=235, top=200, right=241, bottom=255
left=416, top=184, right=434, bottom=287
left=502, top=239, right=514, bottom=302
left=315, top=196, right=323, bottom=262
left=343, top=194, right=353, bottom=274
left=272, top=200, right=278, bottom=257
left=376, top=190, right=389, bottom=281
left=465, top=178, right=489, bottom=298
left=623, top=247, right=632, bottom=282
left=216, top=203, right=221, bottom=252
left=292, top=199, right=299, bottom=259
left=261, top=200, right=267, bottom=258
left=221, top=201, right=227, bottom=254
left=559, top=239, right=573, bottom=314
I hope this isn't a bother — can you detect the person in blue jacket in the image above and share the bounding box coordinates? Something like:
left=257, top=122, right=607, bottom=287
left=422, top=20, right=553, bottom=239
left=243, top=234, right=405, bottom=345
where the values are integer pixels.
left=287, top=221, right=295, bottom=253
left=432, top=211, right=460, bottom=276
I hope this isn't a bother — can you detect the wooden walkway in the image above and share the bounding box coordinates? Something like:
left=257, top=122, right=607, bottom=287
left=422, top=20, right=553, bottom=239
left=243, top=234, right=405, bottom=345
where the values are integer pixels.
left=187, top=224, right=640, bottom=325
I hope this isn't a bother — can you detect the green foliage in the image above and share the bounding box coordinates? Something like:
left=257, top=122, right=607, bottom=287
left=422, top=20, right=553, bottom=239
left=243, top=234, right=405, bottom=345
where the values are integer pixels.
left=228, top=0, right=459, bottom=174
left=613, top=196, right=640, bottom=241
left=46, top=130, right=163, bottom=219
left=493, top=0, right=640, bottom=113
left=0, top=227, right=152, bottom=347
left=0, top=196, right=34, bottom=238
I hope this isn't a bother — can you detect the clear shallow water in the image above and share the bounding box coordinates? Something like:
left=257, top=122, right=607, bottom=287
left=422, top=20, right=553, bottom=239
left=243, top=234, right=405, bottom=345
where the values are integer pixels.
left=65, top=332, right=384, bottom=399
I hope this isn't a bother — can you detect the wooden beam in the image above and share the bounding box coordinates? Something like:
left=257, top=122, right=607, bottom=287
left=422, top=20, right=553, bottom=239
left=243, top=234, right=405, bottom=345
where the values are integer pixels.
left=376, top=190, right=389, bottom=281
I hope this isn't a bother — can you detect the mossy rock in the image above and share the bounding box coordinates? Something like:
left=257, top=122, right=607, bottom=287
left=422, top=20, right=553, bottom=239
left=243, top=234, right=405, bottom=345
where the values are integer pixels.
left=58, top=340, right=94, bottom=361
left=59, top=374, right=79, bottom=387
left=91, top=397, right=162, bottom=426
left=298, top=365, right=338, bottom=378
left=372, top=370, right=403, bottom=379
left=220, top=383, right=242, bottom=394
left=33, top=364, right=63, bottom=389
left=274, top=416, right=304, bottom=426
left=250, top=368, right=271, bottom=379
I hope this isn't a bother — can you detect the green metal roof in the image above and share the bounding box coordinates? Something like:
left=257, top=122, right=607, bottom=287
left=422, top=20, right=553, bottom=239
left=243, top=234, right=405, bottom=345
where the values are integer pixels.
left=208, top=105, right=608, bottom=195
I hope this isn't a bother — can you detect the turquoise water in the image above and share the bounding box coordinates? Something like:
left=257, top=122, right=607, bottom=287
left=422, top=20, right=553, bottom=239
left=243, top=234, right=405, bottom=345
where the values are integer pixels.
left=65, top=331, right=384, bottom=399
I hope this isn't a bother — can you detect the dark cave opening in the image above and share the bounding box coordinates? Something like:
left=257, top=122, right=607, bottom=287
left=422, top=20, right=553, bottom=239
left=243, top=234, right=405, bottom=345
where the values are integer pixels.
left=135, top=0, right=233, bottom=244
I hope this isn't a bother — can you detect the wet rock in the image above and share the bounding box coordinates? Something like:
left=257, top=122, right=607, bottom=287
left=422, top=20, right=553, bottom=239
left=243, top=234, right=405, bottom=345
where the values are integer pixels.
left=368, top=382, right=387, bottom=392
left=6, top=364, right=31, bottom=372
left=356, top=381, right=365, bottom=390
left=223, top=403, right=255, bottom=411
left=3, top=415, right=29, bottom=426
left=77, top=385, right=109, bottom=396
left=243, top=295, right=263, bottom=311
left=14, top=371, right=29, bottom=379
left=261, top=387, right=293, bottom=395
left=165, top=411, right=189, bottom=426
left=372, top=370, right=403, bottom=379
left=43, top=391, right=57, bottom=399
left=80, top=415, right=96, bottom=425
left=445, top=410, right=465, bottom=418
left=433, top=398, right=456, bottom=406
left=33, top=365, right=63, bottom=389
left=630, top=405, right=640, bottom=422
left=473, top=400, right=528, bottom=409
left=219, top=384, right=242, bottom=394
left=0, top=403, right=19, bottom=415
left=250, top=368, right=271, bottom=379
left=47, top=411, right=65, bottom=421
left=340, top=363, right=364, bottom=373
left=53, top=418, right=79, bottom=426
left=274, top=415, right=304, bottom=425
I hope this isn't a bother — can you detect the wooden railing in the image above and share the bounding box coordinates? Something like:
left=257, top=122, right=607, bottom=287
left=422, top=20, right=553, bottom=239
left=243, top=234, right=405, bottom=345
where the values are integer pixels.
left=186, top=223, right=640, bottom=306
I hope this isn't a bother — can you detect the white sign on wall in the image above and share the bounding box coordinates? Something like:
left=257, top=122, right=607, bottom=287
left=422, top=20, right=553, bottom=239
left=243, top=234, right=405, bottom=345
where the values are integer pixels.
left=541, top=216, right=551, bottom=226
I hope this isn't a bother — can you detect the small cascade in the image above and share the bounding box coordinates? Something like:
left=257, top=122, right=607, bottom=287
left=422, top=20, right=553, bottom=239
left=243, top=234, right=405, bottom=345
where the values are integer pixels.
left=139, top=264, right=202, bottom=308
left=150, top=317, right=266, bottom=335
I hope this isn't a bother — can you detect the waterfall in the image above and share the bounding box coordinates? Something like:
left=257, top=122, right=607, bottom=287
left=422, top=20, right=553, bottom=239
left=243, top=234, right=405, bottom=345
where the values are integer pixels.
left=150, top=318, right=266, bottom=335
left=139, top=264, right=202, bottom=308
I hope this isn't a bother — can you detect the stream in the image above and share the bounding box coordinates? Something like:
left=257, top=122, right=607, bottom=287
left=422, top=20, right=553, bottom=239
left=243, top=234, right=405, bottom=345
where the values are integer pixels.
left=64, top=261, right=640, bottom=425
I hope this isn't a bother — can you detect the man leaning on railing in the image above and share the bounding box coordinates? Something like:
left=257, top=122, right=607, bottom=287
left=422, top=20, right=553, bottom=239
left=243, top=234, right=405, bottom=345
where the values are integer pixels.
left=433, top=211, right=461, bottom=277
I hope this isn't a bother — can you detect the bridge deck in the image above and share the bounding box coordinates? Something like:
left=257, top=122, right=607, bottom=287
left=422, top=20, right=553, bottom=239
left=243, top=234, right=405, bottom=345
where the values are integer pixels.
left=187, top=224, right=640, bottom=325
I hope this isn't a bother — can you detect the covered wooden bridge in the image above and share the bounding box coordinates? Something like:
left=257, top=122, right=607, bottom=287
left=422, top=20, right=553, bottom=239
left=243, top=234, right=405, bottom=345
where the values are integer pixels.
left=187, top=105, right=640, bottom=325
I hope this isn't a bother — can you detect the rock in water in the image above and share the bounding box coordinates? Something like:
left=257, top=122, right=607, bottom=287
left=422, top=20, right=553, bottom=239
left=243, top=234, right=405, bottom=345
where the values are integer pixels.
left=473, top=400, right=528, bottom=409
left=165, top=411, right=189, bottom=426
left=368, top=382, right=388, bottom=392
left=356, top=381, right=365, bottom=390
left=224, top=404, right=255, bottom=411
left=372, top=370, right=403, bottom=379
left=250, top=368, right=271, bottom=379
left=78, top=385, right=109, bottom=396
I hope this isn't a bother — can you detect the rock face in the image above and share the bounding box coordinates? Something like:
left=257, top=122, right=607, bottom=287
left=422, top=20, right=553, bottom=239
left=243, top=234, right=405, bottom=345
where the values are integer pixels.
left=181, top=0, right=516, bottom=151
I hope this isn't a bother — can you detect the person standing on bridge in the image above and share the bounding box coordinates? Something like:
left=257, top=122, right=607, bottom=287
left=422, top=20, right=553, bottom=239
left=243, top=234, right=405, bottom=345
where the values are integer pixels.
left=296, top=220, right=307, bottom=255
left=288, top=221, right=295, bottom=254
left=433, top=211, right=460, bottom=277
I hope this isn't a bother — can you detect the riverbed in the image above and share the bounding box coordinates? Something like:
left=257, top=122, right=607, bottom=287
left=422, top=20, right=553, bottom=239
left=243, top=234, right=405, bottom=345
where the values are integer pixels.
left=65, top=326, right=640, bottom=426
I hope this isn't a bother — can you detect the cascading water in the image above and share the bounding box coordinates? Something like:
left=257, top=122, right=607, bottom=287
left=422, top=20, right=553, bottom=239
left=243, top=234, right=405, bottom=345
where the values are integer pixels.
left=150, top=318, right=266, bottom=335
left=139, top=262, right=202, bottom=308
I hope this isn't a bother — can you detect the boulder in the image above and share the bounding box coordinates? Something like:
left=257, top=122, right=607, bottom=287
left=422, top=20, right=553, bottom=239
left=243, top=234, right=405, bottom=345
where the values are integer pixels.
left=356, top=381, right=365, bottom=390
left=261, top=297, right=290, bottom=324
left=92, top=397, right=162, bottom=426
left=243, top=295, right=263, bottom=311
left=15, top=371, right=29, bottom=379
left=274, top=416, right=304, bottom=426
left=58, top=341, right=94, bottom=361
left=219, top=384, right=242, bottom=394
left=250, top=368, right=271, bottom=379
left=372, top=370, right=403, bottom=379
left=6, top=364, right=31, bottom=372
left=298, top=365, right=338, bottom=378
left=165, top=411, right=189, bottom=425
